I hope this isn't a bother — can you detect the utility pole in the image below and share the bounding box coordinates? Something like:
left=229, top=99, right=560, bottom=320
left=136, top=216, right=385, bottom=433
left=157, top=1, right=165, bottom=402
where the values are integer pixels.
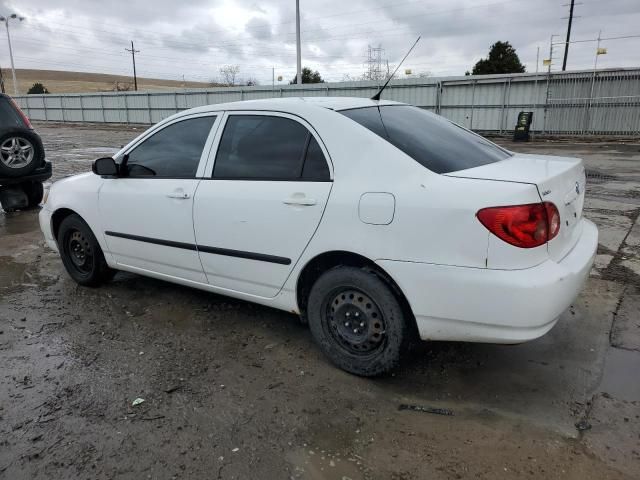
left=0, top=14, right=24, bottom=95
left=562, top=0, right=576, bottom=71
left=125, top=41, right=140, bottom=91
left=593, top=30, right=603, bottom=70
left=0, top=62, right=5, bottom=94
left=295, top=0, right=302, bottom=84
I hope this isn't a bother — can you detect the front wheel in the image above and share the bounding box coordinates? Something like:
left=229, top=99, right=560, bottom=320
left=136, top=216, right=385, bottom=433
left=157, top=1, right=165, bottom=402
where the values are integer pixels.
left=57, top=214, right=115, bottom=287
left=307, top=266, right=410, bottom=376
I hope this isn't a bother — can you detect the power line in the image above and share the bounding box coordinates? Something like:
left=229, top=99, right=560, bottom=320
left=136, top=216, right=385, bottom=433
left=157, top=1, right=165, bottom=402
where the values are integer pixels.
left=35, top=0, right=518, bottom=47
left=13, top=0, right=569, bottom=63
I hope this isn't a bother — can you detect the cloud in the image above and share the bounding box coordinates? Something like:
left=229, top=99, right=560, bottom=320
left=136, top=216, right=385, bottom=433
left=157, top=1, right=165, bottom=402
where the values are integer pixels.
left=2, top=0, right=639, bottom=85
left=245, top=16, right=272, bottom=40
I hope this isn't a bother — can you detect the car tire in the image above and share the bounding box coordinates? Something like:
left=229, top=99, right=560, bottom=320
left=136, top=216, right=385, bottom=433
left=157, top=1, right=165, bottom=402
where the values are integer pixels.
left=0, top=130, right=44, bottom=178
left=57, top=214, right=115, bottom=287
left=20, top=181, right=44, bottom=208
left=307, top=266, right=409, bottom=377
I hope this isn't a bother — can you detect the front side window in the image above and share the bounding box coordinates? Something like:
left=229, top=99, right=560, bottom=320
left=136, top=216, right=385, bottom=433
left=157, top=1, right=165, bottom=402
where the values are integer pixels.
left=125, top=116, right=216, bottom=178
left=214, top=115, right=327, bottom=180
left=340, top=105, right=511, bottom=174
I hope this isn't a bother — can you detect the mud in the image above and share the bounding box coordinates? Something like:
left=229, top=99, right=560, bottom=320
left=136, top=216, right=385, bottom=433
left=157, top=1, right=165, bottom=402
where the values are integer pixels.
left=1, top=124, right=639, bottom=479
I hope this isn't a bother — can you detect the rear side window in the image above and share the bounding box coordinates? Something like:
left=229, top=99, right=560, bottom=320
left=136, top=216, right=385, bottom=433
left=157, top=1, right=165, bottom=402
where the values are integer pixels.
left=125, top=116, right=215, bottom=178
left=0, top=97, right=26, bottom=128
left=302, top=136, right=330, bottom=181
left=214, top=115, right=328, bottom=180
left=340, top=105, right=511, bottom=174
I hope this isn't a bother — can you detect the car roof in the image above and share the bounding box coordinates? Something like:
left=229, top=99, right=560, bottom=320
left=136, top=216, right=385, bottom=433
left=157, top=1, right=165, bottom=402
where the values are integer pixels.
left=180, top=97, right=404, bottom=117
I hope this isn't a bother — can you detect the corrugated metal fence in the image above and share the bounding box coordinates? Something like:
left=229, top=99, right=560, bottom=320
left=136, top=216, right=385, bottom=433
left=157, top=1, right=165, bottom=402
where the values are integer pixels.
left=13, top=67, right=640, bottom=135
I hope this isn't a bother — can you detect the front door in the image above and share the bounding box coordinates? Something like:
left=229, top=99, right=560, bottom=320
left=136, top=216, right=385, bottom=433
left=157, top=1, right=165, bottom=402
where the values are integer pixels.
left=193, top=112, right=333, bottom=298
left=99, top=114, right=218, bottom=283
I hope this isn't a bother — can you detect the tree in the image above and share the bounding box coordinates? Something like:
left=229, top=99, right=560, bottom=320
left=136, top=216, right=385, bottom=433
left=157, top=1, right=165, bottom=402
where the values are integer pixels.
left=27, top=82, right=49, bottom=94
left=290, top=67, right=324, bottom=84
left=219, top=65, right=240, bottom=86
left=471, top=41, right=525, bottom=75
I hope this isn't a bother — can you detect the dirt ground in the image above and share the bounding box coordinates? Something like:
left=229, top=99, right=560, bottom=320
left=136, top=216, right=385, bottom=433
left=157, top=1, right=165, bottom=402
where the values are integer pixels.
left=1, top=123, right=640, bottom=480
left=5, top=69, right=209, bottom=95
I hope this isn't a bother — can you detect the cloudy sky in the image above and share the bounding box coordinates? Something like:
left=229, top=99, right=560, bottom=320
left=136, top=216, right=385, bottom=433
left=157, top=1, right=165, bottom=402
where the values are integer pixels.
left=1, top=0, right=639, bottom=84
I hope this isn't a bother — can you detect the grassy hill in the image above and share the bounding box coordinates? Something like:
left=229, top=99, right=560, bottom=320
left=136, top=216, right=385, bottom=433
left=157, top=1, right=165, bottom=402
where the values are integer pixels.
left=0, top=69, right=211, bottom=95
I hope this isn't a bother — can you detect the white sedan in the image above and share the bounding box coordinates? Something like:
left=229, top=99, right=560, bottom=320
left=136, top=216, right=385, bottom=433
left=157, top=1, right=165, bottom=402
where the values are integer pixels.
left=39, top=97, right=597, bottom=376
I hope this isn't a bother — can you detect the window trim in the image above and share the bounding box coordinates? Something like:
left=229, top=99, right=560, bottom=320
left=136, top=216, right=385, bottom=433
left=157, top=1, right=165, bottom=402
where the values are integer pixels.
left=202, top=110, right=333, bottom=182
left=116, top=112, right=221, bottom=180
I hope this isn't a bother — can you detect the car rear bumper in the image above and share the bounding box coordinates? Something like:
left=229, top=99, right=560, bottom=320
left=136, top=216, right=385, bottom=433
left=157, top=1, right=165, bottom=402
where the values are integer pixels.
left=377, top=219, right=598, bottom=343
left=38, top=205, right=58, bottom=253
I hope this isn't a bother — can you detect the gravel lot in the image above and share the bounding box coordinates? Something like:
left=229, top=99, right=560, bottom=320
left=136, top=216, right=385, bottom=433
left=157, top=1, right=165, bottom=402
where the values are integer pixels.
left=1, top=122, right=639, bottom=479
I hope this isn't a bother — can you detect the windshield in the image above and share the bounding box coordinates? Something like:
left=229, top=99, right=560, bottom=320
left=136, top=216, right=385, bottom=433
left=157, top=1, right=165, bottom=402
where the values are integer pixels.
left=340, top=105, right=511, bottom=174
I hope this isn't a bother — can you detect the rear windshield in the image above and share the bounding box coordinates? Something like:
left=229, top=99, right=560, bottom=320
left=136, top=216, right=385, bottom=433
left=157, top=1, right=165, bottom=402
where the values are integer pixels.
left=0, top=97, right=26, bottom=128
left=340, top=105, right=511, bottom=174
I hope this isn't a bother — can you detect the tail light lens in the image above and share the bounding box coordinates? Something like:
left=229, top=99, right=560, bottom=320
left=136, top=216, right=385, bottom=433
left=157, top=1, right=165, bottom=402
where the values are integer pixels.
left=477, top=202, right=560, bottom=248
left=9, top=98, right=33, bottom=129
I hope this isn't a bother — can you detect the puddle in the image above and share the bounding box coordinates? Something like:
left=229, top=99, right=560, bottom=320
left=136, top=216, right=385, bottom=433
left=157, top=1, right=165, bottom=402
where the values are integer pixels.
left=599, top=347, right=640, bottom=401
left=73, top=147, right=120, bottom=153
left=0, top=256, right=30, bottom=289
left=0, top=210, right=40, bottom=235
left=287, top=448, right=364, bottom=480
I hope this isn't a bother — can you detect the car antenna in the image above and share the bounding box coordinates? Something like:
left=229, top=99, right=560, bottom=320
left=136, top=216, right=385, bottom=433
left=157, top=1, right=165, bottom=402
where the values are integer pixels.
left=371, top=36, right=421, bottom=101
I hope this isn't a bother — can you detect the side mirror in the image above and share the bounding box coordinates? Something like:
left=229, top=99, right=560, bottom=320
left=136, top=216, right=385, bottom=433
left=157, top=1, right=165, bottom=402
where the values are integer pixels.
left=92, top=157, right=118, bottom=177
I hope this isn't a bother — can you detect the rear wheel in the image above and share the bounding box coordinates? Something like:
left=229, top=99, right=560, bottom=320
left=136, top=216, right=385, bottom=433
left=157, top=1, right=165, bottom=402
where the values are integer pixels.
left=307, top=266, right=409, bottom=376
left=0, top=131, right=44, bottom=177
left=57, top=214, right=115, bottom=286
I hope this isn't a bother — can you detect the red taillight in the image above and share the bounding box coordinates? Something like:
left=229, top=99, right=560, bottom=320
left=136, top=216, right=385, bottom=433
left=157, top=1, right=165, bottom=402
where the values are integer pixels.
left=9, top=98, right=33, bottom=129
left=477, top=202, right=560, bottom=249
left=545, top=202, right=560, bottom=241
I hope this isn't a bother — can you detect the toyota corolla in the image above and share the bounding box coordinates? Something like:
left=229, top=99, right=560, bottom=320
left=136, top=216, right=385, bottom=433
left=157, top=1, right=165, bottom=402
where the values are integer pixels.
left=39, top=97, right=598, bottom=376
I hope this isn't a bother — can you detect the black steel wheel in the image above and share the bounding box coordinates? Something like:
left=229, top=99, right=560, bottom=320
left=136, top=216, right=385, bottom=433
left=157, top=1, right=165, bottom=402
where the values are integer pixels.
left=307, top=266, right=409, bottom=377
left=57, top=213, right=115, bottom=286
left=65, top=229, right=94, bottom=276
left=325, top=288, right=387, bottom=356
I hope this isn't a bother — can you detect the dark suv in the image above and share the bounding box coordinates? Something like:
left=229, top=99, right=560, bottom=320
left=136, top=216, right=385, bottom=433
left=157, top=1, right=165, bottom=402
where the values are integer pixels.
left=0, top=93, right=51, bottom=211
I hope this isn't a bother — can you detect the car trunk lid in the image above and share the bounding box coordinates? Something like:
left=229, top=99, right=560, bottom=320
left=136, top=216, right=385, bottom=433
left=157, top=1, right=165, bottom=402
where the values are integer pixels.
left=446, top=153, right=586, bottom=262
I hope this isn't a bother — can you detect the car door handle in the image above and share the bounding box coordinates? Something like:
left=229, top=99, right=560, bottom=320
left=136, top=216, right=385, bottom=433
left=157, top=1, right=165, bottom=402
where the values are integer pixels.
left=283, top=196, right=316, bottom=206
left=167, top=192, right=190, bottom=199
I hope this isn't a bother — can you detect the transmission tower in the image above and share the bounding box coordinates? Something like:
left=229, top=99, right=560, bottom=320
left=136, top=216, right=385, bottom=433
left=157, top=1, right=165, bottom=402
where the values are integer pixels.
left=365, top=45, right=386, bottom=81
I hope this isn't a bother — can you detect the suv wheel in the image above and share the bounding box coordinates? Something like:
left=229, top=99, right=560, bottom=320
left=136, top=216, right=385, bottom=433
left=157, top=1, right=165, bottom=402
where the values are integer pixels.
left=0, top=131, right=44, bottom=177
left=307, top=266, right=409, bottom=376
left=57, top=214, right=115, bottom=286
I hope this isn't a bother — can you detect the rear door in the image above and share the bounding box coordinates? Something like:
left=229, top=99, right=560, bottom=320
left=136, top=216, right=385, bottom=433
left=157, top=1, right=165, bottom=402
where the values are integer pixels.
left=99, top=114, right=219, bottom=282
left=193, top=111, right=333, bottom=298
